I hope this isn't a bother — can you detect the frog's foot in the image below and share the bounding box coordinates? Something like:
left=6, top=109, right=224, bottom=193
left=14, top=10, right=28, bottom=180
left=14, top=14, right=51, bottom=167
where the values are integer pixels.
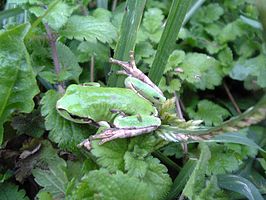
left=109, top=51, right=163, bottom=95
left=90, top=126, right=158, bottom=145
left=77, top=139, right=92, bottom=150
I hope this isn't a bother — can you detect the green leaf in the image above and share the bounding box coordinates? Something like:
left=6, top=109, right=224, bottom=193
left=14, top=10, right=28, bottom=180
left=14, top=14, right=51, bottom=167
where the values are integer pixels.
left=0, top=182, right=29, bottom=200
left=141, top=8, right=164, bottom=43
left=36, top=191, right=53, bottom=200
left=0, top=23, right=39, bottom=143
left=124, top=154, right=172, bottom=199
left=29, top=1, right=74, bottom=30
left=11, top=110, right=45, bottom=138
left=149, top=0, right=192, bottom=84
left=91, top=139, right=128, bottom=172
left=40, top=90, right=89, bottom=152
left=179, top=53, right=223, bottom=90
left=69, top=169, right=151, bottom=200
left=218, top=175, right=264, bottom=200
left=56, top=41, right=82, bottom=83
left=206, top=133, right=264, bottom=151
left=0, top=7, right=24, bottom=23
left=32, top=141, right=68, bottom=200
left=191, top=3, right=224, bottom=24
left=108, top=0, right=146, bottom=86
left=77, top=40, right=110, bottom=63
left=60, top=15, right=117, bottom=44
left=218, top=19, right=247, bottom=44
left=187, top=100, right=231, bottom=126
left=165, top=159, right=197, bottom=200
left=230, top=54, right=266, bottom=88
left=183, top=143, right=211, bottom=199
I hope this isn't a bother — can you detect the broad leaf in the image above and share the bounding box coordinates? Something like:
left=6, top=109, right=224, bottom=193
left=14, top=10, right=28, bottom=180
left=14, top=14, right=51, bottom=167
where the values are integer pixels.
left=218, top=174, right=264, bottom=200
left=56, top=41, right=82, bottom=83
left=60, top=15, right=117, bottom=44
left=29, top=1, right=74, bottom=31
left=0, top=24, right=39, bottom=143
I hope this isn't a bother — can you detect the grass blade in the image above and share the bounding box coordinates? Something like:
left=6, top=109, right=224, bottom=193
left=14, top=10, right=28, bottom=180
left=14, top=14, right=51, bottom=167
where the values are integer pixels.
left=165, top=159, right=197, bottom=200
left=107, top=0, right=146, bottom=87
left=97, top=0, right=108, bottom=9
left=148, top=0, right=192, bottom=84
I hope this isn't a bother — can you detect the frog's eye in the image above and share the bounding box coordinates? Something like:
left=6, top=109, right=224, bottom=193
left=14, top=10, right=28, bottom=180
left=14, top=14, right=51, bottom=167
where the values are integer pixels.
left=153, top=96, right=160, bottom=100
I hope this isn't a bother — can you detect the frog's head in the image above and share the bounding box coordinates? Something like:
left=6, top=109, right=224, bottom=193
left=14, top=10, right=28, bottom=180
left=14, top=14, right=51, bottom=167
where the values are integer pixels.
left=56, top=101, right=93, bottom=124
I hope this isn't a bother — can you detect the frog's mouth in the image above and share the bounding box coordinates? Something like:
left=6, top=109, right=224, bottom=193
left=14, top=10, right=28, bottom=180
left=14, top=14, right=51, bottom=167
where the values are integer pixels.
left=57, top=108, right=98, bottom=126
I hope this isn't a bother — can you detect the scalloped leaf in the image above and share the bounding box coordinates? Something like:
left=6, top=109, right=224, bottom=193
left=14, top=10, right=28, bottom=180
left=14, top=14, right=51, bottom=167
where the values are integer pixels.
left=60, top=15, right=117, bottom=43
left=0, top=183, right=29, bottom=200
left=32, top=141, right=68, bottom=200
left=68, top=169, right=153, bottom=200
left=0, top=23, right=39, bottom=143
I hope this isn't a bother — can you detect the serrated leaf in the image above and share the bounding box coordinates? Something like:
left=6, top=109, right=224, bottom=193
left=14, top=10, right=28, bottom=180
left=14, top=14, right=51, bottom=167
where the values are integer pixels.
left=0, top=23, right=39, bottom=143
left=124, top=154, right=172, bottom=199
left=192, top=3, right=224, bottom=24
left=30, top=1, right=74, bottom=31
left=179, top=53, right=223, bottom=90
left=0, top=182, right=29, bottom=200
left=56, top=41, right=82, bottom=83
left=91, top=139, right=128, bottom=172
left=60, top=15, right=117, bottom=43
left=218, top=19, right=247, bottom=44
left=143, top=8, right=164, bottom=33
left=187, top=100, right=231, bottom=126
left=68, top=169, right=151, bottom=200
left=40, top=90, right=89, bottom=152
left=11, top=110, right=45, bottom=138
left=218, top=175, right=264, bottom=200
left=32, top=141, right=68, bottom=200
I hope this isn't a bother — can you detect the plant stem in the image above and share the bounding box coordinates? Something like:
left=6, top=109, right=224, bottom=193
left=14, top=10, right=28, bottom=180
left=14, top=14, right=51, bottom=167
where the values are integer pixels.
left=44, top=23, right=60, bottom=75
left=112, top=0, right=118, bottom=11
left=223, top=81, right=241, bottom=114
left=183, top=0, right=206, bottom=25
left=174, top=92, right=184, bottom=119
left=44, top=23, right=64, bottom=92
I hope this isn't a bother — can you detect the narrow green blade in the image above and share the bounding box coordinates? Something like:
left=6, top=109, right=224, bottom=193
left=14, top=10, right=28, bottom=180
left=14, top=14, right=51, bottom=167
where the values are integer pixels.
left=107, top=0, right=146, bottom=87
left=148, top=0, right=192, bottom=84
left=165, top=159, right=197, bottom=200
left=218, top=175, right=264, bottom=200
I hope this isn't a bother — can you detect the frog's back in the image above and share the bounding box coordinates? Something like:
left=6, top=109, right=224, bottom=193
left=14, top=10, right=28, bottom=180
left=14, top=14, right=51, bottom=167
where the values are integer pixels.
left=57, top=85, right=156, bottom=122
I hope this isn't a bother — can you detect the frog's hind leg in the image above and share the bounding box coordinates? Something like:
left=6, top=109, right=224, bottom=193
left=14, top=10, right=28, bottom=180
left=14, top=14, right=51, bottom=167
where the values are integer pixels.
left=90, top=126, right=158, bottom=145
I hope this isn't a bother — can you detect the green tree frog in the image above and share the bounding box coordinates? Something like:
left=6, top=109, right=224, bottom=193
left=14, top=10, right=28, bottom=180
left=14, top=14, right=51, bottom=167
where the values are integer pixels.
left=56, top=52, right=166, bottom=150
